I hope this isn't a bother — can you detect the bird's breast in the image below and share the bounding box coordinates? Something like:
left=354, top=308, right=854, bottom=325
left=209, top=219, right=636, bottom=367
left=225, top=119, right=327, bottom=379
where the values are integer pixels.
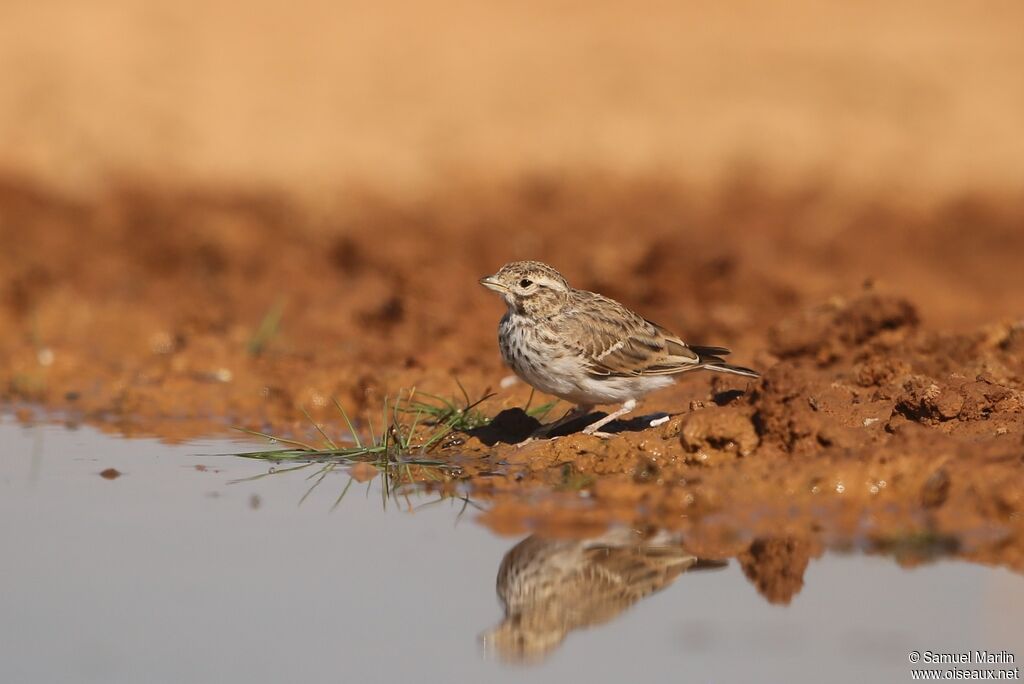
left=497, top=313, right=575, bottom=391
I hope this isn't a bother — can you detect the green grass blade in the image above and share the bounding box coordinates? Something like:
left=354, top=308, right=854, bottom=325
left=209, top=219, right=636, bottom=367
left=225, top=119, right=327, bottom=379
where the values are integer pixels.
left=380, top=396, right=390, bottom=454
left=231, top=426, right=319, bottom=452
left=330, top=477, right=355, bottom=512
left=454, top=376, right=471, bottom=407
left=299, top=463, right=336, bottom=506
left=227, top=462, right=317, bottom=484
left=527, top=400, right=558, bottom=420
left=300, top=406, right=338, bottom=450
left=365, top=408, right=379, bottom=447
left=332, top=397, right=363, bottom=449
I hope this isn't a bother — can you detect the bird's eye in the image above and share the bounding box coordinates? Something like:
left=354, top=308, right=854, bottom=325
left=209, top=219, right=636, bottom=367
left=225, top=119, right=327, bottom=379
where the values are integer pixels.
left=519, top=279, right=533, bottom=288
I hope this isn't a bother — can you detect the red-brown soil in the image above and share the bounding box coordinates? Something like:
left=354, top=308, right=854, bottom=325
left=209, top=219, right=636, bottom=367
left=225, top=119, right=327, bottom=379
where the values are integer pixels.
left=2, top=176, right=1023, bottom=587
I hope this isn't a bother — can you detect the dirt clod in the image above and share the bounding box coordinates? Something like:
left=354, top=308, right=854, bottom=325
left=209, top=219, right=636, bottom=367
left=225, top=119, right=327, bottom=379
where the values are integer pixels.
left=679, top=407, right=759, bottom=463
left=895, top=376, right=963, bottom=423
left=737, top=538, right=816, bottom=605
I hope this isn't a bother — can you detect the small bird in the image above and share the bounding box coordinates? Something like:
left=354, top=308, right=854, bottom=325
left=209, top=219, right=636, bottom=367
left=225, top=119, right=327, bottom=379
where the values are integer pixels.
left=480, top=260, right=758, bottom=438
left=480, top=530, right=706, bottom=663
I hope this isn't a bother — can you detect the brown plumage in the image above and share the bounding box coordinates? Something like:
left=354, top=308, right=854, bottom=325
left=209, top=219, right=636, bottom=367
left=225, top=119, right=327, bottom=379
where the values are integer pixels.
left=480, top=260, right=758, bottom=437
left=480, top=530, right=700, bottom=663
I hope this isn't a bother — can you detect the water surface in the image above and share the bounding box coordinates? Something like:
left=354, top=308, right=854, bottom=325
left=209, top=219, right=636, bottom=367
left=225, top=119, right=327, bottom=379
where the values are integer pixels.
left=1, top=418, right=1020, bottom=683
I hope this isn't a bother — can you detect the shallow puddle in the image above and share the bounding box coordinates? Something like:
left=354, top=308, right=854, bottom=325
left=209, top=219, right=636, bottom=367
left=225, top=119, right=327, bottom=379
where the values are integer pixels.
left=1, top=417, right=1021, bottom=684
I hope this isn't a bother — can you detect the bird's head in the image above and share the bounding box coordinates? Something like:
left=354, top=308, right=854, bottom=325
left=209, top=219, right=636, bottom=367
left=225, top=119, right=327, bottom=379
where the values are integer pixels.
left=479, top=614, right=566, bottom=665
left=479, top=260, right=571, bottom=317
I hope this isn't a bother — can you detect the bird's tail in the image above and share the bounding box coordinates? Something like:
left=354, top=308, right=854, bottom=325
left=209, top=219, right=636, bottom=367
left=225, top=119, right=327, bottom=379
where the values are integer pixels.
left=690, top=345, right=760, bottom=379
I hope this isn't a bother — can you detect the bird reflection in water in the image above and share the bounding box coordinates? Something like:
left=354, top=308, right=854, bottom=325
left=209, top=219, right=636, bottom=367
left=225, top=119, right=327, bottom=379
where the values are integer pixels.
left=480, top=528, right=726, bottom=664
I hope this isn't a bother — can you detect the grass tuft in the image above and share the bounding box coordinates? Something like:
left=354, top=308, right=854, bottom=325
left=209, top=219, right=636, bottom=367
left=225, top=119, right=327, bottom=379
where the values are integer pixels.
left=227, top=384, right=558, bottom=507
left=227, top=389, right=479, bottom=505
left=396, top=382, right=495, bottom=449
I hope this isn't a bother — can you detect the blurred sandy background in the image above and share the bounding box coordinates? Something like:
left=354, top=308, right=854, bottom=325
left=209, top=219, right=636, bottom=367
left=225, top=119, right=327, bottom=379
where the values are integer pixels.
left=2, top=0, right=1023, bottom=198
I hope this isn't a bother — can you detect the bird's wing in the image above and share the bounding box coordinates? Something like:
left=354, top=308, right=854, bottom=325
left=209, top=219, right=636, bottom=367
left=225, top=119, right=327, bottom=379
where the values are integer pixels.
left=559, top=291, right=703, bottom=377
left=580, top=543, right=696, bottom=609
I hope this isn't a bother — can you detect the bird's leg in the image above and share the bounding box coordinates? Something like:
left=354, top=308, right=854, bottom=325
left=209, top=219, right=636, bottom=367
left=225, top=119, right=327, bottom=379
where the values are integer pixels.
left=581, top=399, right=637, bottom=438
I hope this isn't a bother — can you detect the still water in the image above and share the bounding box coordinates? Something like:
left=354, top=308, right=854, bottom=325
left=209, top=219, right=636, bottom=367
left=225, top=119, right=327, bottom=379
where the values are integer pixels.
left=1, top=417, right=1021, bottom=684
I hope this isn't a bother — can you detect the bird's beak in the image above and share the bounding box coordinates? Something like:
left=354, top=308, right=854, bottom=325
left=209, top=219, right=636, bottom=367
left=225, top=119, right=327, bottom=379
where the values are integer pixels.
left=479, top=275, right=506, bottom=292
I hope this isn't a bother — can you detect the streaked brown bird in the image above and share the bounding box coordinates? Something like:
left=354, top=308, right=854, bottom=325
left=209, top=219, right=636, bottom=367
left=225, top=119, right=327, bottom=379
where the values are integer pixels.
left=480, top=529, right=703, bottom=663
left=480, top=260, right=758, bottom=437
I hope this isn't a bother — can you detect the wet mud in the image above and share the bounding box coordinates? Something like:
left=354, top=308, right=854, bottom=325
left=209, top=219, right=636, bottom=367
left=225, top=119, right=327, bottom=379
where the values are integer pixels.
left=2, top=175, right=1023, bottom=580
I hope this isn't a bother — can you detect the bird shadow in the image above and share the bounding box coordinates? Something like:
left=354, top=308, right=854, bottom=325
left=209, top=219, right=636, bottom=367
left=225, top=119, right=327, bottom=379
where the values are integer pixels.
left=712, top=388, right=746, bottom=406
left=469, top=409, right=540, bottom=445
left=469, top=408, right=671, bottom=446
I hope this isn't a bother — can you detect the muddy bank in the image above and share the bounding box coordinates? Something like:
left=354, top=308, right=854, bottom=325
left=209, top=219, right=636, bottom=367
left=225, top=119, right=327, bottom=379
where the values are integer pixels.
left=468, top=292, right=1023, bottom=578
left=2, top=176, right=1022, bottom=575
left=433, top=284, right=1020, bottom=589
